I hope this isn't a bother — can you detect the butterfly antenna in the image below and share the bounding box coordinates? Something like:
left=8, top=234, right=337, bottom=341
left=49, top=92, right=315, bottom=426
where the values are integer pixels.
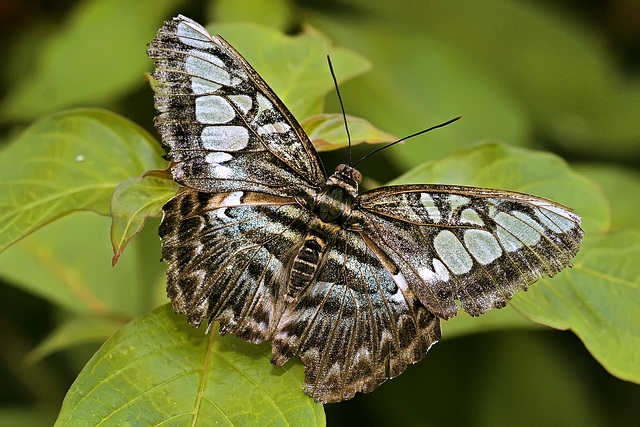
left=327, top=55, right=353, bottom=166
left=352, top=116, right=462, bottom=168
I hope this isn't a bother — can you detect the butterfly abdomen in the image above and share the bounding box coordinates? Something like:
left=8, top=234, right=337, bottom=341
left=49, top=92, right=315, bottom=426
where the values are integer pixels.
left=288, top=234, right=325, bottom=301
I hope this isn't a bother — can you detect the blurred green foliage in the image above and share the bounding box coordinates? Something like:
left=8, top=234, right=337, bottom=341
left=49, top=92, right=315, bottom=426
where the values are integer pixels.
left=0, top=0, right=638, bottom=425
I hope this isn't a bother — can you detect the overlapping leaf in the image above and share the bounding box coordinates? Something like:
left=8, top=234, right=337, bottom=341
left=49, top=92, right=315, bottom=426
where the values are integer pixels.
left=512, top=230, right=640, bottom=383
left=26, top=316, right=127, bottom=364
left=110, top=174, right=179, bottom=264
left=573, top=163, right=640, bottom=230
left=55, top=305, right=325, bottom=426
left=0, top=109, right=166, bottom=253
left=301, top=114, right=396, bottom=151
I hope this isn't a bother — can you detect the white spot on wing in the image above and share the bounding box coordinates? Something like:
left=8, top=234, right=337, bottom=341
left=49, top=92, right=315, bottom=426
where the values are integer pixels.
left=222, top=191, right=243, bottom=206
left=209, top=164, right=233, bottom=178
left=464, top=229, right=502, bottom=265
left=201, top=126, right=249, bottom=151
left=536, top=205, right=578, bottom=233
left=420, top=193, right=442, bottom=222
left=191, top=77, right=221, bottom=94
left=390, top=272, right=409, bottom=304
left=448, top=196, right=470, bottom=212
left=434, top=230, right=473, bottom=275
left=417, top=265, right=437, bottom=283
left=494, top=211, right=542, bottom=247
left=393, top=272, right=410, bottom=291
left=433, top=259, right=450, bottom=281
left=205, top=152, right=232, bottom=164
left=460, top=208, right=483, bottom=226
left=256, top=93, right=273, bottom=114
left=229, top=95, right=252, bottom=114
left=176, top=21, right=212, bottom=50
left=196, top=95, right=235, bottom=124
left=186, top=51, right=229, bottom=85
left=496, top=225, right=523, bottom=251
left=257, top=122, right=291, bottom=135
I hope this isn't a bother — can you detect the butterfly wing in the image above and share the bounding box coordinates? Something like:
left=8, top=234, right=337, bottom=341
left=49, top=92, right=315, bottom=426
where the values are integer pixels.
left=271, top=227, right=441, bottom=403
left=357, top=184, right=584, bottom=319
left=148, top=15, right=327, bottom=196
left=160, top=190, right=314, bottom=340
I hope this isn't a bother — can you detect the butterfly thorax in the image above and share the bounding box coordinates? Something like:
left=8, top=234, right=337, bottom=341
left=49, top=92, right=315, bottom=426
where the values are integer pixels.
left=287, top=165, right=363, bottom=301
left=311, top=164, right=362, bottom=224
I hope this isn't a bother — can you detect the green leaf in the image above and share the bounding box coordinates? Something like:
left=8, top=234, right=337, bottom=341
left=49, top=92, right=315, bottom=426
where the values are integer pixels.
left=55, top=305, right=325, bottom=426
left=512, top=229, right=640, bottom=383
left=0, top=109, right=166, bottom=253
left=0, top=0, right=187, bottom=121
left=0, top=212, right=166, bottom=316
left=208, top=22, right=371, bottom=120
left=301, top=114, right=396, bottom=151
left=211, top=0, right=293, bottom=31
left=110, top=174, right=179, bottom=264
left=390, top=142, right=638, bottom=383
left=573, top=163, right=640, bottom=230
left=390, top=142, right=609, bottom=235
left=26, top=316, right=126, bottom=364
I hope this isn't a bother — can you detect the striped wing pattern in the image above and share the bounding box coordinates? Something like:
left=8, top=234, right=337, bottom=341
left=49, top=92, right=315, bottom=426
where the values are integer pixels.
left=149, top=15, right=583, bottom=403
left=159, top=190, right=298, bottom=342
left=272, top=226, right=440, bottom=401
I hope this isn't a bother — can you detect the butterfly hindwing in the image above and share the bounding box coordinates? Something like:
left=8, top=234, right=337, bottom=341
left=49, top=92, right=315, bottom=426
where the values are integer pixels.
left=358, top=185, right=583, bottom=318
left=159, top=189, right=309, bottom=342
left=271, top=228, right=440, bottom=403
left=148, top=15, right=326, bottom=197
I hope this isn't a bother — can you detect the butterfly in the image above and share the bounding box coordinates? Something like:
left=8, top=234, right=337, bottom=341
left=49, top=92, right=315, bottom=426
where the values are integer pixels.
left=147, top=15, right=583, bottom=403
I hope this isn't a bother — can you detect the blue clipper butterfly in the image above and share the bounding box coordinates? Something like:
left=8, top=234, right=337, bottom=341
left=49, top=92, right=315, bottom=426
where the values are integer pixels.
left=147, top=15, right=583, bottom=403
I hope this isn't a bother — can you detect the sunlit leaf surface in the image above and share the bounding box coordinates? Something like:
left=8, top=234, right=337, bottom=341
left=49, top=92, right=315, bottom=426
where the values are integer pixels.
left=55, top=305, right=325, bottom=426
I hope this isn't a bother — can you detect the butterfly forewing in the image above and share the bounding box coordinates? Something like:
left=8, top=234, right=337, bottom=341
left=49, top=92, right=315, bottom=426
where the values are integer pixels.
left=149, top=15, right=583, bottom=404
left=358, top=185, right=583, bottom=318
left=148, top=15, right=326, bottom=197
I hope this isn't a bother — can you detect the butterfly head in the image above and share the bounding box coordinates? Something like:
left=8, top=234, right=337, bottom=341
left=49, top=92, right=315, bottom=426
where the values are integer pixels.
left=324, top=164, right=362, bottom=200
left=333, top=164, right=361, bottom=190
